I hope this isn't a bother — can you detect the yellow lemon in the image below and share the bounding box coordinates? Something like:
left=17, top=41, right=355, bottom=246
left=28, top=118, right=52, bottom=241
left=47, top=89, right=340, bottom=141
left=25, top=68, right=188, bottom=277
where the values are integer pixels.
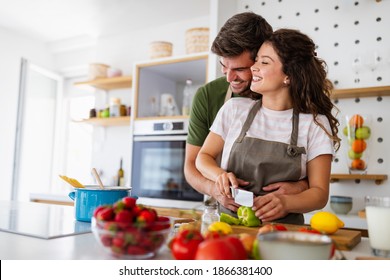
left=310, top=211, right=345, bottom=234
left=208, top=221, right=233, bottom=235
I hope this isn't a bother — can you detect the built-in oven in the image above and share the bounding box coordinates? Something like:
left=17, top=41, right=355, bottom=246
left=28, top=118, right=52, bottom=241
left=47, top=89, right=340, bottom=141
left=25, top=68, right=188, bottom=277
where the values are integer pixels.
left=130, top=118, right=204, bottom=209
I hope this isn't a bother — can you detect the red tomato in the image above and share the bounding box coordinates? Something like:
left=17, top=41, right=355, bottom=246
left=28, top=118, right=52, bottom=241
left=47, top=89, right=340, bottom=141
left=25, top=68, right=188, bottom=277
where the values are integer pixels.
left=194, top=236, right=247, bottom=260
left=273, top=224, right=288, bottom=231
left=170, top=229, right=204, bottom=260
left=298, top=227, right=321, bottom=234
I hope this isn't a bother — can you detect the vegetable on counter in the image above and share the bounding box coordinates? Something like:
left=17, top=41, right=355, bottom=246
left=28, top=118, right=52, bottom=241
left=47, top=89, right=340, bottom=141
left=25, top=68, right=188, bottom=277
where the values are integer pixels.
left=169, top=229, right=204, bottom=260
left=220, top=212, right=240, bottom=225
left=194, top=235, right=247, bottom=260
left=237, top=206, right=261, bottom=227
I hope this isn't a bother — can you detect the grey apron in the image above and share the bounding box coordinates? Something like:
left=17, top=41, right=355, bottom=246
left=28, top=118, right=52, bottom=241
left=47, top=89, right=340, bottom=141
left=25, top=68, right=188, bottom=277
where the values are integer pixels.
left=220, top=99, right=306, bottom=225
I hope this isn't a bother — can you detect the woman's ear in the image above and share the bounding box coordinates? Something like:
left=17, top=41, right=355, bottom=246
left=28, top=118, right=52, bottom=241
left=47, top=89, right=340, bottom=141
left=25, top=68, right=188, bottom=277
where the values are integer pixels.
left=283, top=77, right=290, bottom=86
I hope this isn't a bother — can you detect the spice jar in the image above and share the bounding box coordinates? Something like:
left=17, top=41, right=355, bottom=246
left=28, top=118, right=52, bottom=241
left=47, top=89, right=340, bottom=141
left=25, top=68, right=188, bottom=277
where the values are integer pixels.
left=109, top=98, right=121, bottom=117
left=120, top=104, right=127, bottom=116
left=200, top=202, right=220, bottom=235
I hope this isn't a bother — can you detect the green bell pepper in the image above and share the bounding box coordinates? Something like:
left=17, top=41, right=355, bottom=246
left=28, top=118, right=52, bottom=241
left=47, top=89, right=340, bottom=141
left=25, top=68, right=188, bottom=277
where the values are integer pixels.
left=237, top=206, right=261, bottom=227
left=220, top=212, right=241, bottom=225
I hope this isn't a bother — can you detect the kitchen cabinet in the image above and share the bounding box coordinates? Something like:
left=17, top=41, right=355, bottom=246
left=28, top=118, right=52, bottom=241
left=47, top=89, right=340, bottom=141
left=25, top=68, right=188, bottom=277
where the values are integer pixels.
left=74, top=76, right=132, bottom=126
left=132, top=52, right=208, bottom=120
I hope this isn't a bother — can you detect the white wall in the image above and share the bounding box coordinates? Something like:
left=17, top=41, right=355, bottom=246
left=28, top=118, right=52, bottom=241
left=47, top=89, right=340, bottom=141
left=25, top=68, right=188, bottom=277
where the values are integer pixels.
left=240, top=0, right=390, bottom=213
left=53, top=16, right=209, bottom=187
left=0, top=27, right=54, bottom=200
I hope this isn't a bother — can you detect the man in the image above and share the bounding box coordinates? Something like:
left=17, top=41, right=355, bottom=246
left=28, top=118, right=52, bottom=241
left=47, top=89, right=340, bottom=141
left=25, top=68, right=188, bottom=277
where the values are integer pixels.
left=184, top=12, right=308, bottom=212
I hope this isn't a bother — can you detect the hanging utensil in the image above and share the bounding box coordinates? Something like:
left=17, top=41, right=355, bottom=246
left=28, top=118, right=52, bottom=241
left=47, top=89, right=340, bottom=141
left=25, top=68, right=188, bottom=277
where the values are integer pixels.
left=59, top=175, right=85, bottom=188
left=91, top=168, right=104, bottom=189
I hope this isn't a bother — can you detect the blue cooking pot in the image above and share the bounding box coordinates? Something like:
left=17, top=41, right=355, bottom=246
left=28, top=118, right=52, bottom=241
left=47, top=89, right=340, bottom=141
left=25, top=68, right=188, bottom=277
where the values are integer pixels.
left=68, top=185, right=131, bottom=222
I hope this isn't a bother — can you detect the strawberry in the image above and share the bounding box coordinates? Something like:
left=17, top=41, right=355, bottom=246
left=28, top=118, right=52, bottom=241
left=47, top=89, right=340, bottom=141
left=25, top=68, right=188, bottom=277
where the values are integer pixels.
left=127, top=245, right=147, bottom=255
left=100, top=234, right=112, bottom=247
left=93, top=205, right=107, bottom=218
left=137, top=209, right=156, bottom=224
left=122, top=197, right=137, bottom=209
left=112, top=235, right=126, bottom=248
left=115, top=209, right=133, bottom=223
left=113, top=200, right=126, bottom=213
left=97, top=207, right=114, bottom=221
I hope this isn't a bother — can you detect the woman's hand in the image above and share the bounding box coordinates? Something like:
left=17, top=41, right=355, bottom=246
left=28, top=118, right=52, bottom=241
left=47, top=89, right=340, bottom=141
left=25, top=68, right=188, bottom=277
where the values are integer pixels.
left=215, top=172, right=250, bottom=198
left=252, top=193, right=288, bottom=222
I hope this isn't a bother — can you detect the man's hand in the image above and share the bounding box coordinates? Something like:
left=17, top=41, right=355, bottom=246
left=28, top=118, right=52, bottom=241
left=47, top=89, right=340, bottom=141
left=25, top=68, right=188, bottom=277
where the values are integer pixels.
left=209, top=185, right=241, bottom=212
left=262, top=179, right=309, bottom=195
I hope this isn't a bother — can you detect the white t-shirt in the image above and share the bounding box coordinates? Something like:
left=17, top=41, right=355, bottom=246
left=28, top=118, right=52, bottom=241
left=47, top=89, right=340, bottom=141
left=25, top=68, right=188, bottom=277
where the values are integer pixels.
left=210, top=98, right=335, bottom=179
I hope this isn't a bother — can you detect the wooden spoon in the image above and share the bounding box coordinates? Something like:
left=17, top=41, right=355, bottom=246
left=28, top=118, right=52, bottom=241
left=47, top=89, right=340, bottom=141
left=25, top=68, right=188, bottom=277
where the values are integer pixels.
left=91, top=168, right=104, bottom=189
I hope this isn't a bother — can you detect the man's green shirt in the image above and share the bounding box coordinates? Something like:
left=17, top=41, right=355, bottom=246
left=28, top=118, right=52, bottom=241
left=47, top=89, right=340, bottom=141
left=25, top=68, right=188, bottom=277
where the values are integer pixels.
left=187, top=77, right=241, bottom=146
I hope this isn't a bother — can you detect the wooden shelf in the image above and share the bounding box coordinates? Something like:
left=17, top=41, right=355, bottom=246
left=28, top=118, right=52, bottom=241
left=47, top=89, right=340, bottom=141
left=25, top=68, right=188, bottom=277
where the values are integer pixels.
left=331, top=85, right=390, bottom=99
left=74, top=76, right=132, bottom=90
left=330, top=174, right=388, bottom=185
left=135, top=115, right=189, bottom=121
left=74, top=116, right=130, bottom=127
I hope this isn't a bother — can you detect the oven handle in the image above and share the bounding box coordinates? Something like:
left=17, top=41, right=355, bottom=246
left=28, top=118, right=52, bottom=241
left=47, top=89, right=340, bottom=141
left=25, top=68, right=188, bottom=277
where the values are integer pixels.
left=133, top=135, right=188, bottom=142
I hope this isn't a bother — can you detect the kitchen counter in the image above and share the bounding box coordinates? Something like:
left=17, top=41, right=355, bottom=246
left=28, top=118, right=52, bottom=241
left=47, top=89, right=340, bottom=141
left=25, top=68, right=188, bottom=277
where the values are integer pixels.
left=0, top=201, right=378, bottom=260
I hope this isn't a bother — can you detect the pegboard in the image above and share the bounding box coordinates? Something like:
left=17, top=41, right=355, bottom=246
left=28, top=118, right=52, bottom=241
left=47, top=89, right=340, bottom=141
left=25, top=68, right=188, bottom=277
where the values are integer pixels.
left=237, top=0, right=390, bottom=213
left=239, top=0, right=389, bottom=88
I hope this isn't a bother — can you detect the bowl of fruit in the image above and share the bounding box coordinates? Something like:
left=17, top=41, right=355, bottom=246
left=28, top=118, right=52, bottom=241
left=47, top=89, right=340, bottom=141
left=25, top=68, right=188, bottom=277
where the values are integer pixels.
left=91, top=197, right=172, bottom=259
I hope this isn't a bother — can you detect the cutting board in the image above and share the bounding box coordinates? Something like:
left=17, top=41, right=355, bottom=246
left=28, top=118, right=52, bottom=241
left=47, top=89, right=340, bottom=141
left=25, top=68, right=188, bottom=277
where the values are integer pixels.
left=153, top=207, right=361, bottom=250
left=231, top=224, right=361, bottom=251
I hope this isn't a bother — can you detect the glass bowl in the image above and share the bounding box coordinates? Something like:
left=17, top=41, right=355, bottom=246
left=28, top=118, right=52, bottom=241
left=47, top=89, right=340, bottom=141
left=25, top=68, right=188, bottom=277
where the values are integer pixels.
left=91, top=216, right=171, bottom=259
left=330, top=196, right=353, bottom=215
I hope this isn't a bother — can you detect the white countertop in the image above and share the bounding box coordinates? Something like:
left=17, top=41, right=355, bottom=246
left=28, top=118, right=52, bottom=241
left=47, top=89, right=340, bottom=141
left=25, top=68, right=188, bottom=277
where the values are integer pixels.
left=0, top=201, right=376, bottom=260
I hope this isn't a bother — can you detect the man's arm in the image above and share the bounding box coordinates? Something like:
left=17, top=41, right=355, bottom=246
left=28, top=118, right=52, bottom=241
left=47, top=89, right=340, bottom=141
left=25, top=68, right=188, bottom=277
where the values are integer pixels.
left=262, top=179, right=309, bottom=195
left=184, top=143, right=214, bottom=196
left=184, top=143, right=241, bottom=212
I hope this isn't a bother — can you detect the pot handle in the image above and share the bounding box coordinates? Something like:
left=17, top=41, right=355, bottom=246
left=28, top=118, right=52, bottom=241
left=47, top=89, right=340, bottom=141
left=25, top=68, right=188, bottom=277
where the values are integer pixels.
left=68, top=191, right=75, bottom=201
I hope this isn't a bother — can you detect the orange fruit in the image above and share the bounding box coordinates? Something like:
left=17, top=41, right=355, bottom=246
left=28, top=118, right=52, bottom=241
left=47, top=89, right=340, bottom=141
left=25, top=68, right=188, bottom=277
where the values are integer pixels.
left=349, top=114, right=364, bottom=128
left=351, top=139, right=367, bottom=153
left=351, top=159, right=366, bottom=170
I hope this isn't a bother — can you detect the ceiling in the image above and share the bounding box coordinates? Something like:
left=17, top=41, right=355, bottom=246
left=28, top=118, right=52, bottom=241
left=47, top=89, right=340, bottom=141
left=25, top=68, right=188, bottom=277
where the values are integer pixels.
left=0, top=0, right=210, bottom=42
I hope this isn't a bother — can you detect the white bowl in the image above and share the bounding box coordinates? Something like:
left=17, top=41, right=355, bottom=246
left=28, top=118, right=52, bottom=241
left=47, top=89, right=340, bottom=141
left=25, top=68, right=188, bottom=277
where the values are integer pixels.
left=257, top=231, right=333, bottom=260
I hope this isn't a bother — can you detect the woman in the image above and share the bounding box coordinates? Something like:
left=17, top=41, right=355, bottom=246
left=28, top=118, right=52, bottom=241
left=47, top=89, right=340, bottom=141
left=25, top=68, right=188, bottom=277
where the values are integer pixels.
left=195, top=29, right=341, bottom=225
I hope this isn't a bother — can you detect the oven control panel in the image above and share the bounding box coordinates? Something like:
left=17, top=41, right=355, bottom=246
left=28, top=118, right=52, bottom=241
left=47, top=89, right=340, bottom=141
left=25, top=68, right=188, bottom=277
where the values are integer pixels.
left=153, top=122, right=184, bottom=131
left=133, top=118, right=189, bottom=135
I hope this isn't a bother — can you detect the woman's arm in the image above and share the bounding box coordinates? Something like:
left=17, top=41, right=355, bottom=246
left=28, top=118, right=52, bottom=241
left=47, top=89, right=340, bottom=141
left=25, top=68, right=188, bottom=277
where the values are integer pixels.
left=253, top=154, right=332, bottom=221
left=195, top=132, right=243, bottom=198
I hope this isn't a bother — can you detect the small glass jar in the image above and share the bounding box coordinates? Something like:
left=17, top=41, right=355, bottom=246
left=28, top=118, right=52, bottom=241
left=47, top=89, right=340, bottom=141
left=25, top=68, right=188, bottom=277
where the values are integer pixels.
left=201, top=203, right=220, bottom=235
left=109, top=98, right=121, bottom=117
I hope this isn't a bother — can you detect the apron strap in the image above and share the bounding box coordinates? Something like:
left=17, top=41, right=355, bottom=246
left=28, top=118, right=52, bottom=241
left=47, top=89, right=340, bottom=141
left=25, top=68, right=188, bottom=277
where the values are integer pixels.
left=287, top=109, right=306, bottom=157
left=224, top=86, right=233, bottom=103
left=236, top=99, right=262, bottom=143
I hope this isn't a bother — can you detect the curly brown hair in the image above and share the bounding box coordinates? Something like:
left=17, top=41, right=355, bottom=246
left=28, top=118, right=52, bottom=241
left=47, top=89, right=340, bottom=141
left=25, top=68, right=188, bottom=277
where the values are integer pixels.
left=266, top=28, right=341, bottom=151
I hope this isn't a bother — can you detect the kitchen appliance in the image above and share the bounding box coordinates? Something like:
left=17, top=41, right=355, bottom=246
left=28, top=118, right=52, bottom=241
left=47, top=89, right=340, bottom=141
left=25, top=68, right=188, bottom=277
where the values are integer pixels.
left=68, top=185, right=131, bottom=222
left=130, top=118, right=204, bottom=209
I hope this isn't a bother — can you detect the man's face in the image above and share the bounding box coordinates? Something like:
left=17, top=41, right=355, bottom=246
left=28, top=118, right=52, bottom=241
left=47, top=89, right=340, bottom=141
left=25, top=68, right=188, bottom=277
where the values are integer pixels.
left=219, top=51, right=254, bottom=94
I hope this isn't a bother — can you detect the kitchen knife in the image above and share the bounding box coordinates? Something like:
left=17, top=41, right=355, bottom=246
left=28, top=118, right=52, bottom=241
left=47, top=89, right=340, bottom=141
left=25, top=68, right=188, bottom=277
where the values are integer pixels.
left=230, top=186, right=254, bottom=207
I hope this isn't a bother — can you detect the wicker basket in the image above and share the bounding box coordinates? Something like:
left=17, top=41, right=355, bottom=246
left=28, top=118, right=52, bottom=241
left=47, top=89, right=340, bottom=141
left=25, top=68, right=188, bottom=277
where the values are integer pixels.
left=149, top=41, right=173, bottom=59
left=88, top=63, right=109, bottom=80
left=185, top=27, right=209, bottom=54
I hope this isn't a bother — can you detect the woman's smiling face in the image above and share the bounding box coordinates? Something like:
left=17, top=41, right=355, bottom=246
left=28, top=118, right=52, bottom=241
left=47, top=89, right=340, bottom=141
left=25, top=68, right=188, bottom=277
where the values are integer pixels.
left=250, top=42, right=287, bottom=95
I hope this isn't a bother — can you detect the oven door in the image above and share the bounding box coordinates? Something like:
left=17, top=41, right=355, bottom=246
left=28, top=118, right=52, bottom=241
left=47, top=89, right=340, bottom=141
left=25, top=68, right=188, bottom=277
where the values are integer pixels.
left=131, top=134, right=203, bottom=202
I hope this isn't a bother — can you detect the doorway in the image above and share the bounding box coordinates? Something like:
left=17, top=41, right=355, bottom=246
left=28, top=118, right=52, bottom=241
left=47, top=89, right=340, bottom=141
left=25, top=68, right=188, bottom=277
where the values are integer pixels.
left=12, top=58, right=64, bottom=201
